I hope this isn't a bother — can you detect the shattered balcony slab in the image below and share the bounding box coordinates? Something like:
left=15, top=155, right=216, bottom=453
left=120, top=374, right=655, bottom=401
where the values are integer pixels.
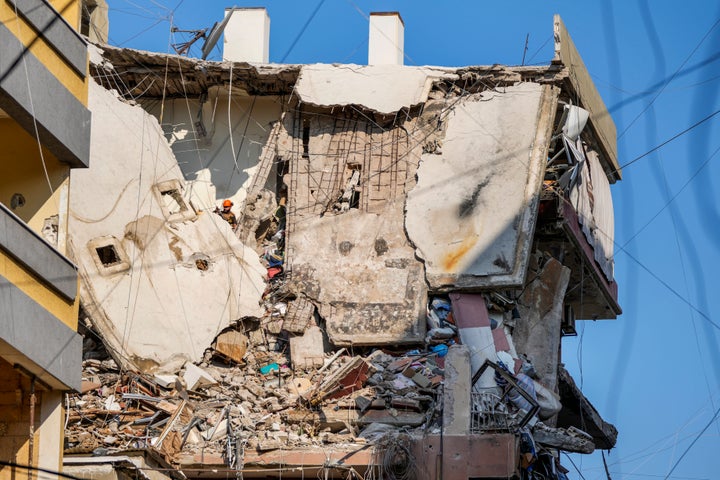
left=176, top=446, right=375, bottom=479
left=556, top=366, right=618, bottom=449
left=406, top=83, right=559, bottom=290
left=92, top=44, right=300, bottom=98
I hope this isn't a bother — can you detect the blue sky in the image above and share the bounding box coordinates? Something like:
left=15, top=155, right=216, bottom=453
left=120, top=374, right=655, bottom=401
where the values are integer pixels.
left=107, top=1, right=720, bottom=478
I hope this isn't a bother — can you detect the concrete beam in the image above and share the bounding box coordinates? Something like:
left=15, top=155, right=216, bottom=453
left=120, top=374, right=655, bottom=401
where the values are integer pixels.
left=0, top=277, right=81, bottom=391
left=0, top=23, right=91, bottom=168
left=8, top=0, right=88, bottom=76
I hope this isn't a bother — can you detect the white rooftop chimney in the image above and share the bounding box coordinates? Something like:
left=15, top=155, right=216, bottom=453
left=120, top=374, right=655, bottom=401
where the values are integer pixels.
left=223, top=7, right=270, bottom=63
left=368, top=12, right=404, bottom=66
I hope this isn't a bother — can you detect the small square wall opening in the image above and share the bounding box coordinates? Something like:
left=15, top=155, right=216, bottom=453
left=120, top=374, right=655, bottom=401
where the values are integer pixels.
left=96, top=245, right=121, bottom=267
left=88, top=236, right=130, bottom=276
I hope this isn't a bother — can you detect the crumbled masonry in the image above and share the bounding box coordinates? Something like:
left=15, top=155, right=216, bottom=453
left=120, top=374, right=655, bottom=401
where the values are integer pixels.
left=66, top=14, right=621, bottom=479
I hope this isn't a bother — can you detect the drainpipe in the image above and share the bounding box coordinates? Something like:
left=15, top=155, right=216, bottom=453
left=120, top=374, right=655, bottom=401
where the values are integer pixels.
left=28, top=378, right=36, bottom=480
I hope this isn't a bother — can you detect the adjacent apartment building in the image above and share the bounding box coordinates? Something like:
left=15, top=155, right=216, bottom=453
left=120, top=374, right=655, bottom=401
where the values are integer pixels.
left=0, top=0, right=90, bottom=478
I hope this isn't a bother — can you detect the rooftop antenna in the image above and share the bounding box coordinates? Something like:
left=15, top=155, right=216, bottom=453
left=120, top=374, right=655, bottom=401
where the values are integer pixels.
left=171, top=27, right=209, bottom=56
left=201, top=8, right=242, bottom=60
left=521, top=33, right=529, bottom=66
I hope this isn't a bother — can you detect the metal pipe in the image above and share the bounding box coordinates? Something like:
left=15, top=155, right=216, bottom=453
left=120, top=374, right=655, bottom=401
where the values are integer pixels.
left=28, top=378, right=36, bottom=480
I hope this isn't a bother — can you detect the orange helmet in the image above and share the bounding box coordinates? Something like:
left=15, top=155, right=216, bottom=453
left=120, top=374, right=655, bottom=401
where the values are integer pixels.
left=222, top=199, right=233, bottom=207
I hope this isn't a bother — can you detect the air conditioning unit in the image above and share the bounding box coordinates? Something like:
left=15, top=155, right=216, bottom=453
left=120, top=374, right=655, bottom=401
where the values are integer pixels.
left=561, top=304, right=577, bottom=336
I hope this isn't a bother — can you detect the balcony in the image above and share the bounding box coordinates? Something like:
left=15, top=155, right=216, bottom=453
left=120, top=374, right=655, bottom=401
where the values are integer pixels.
left=0, top=202, right=81, bottom=391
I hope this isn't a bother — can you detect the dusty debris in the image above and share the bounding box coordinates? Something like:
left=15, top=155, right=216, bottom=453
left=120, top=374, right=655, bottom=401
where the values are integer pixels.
left=68, top=286, right=583, bottom=472
left=66, top=345, right=444, bottom=462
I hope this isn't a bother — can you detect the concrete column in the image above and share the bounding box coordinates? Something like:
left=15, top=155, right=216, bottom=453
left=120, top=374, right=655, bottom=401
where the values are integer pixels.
left=223, top=7, right=270, bottom=63
left=38, top=391, right=64, bottom=475
left=514, top=257, right=571, bottom=396
left=368, top=12, right=404, bottom=65
left=443, top=345, right=471, bottom=435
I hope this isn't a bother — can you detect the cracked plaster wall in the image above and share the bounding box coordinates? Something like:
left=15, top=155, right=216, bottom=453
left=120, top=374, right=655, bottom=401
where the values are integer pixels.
left=406, top=83, right=557, bottom=290
left=68, top=81, right=266, bottom=373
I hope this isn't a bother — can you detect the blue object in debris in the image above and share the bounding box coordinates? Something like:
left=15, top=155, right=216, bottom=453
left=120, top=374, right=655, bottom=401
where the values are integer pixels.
left=260, top=363, right=280, bottom=374
left=431, top=298, right=451, bottom=311
left=430, top=344, right=449, bottom=357
left=430, top=298, right=452, bottom=322
left=266, top=255, right=283, bottom=267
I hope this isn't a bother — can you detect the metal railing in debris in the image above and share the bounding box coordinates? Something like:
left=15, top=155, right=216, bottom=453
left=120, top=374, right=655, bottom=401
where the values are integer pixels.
left=469, top=360, right=539, bottom=433
left=470, top=389, right=513, bottom=433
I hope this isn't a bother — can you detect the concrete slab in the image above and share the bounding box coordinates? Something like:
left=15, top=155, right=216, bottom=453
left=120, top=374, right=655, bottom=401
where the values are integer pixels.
left=406, top=83, right=558, bottom=290
left=443, top=345, right=471, bottom=435
left=289, top=326, right=324, bottom=369
left=514, top=257, right=570, bottom=393
left=295, top=63, right=457, bottom=114
left=183, top=363, right=217, bottom=391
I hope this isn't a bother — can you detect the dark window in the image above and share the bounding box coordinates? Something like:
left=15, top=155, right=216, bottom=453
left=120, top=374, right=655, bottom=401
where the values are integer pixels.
left=348, top=165, right=361, bottom=209
left=96, top=245, right=121, bottom=267
left=302, top=120, right=310, bottom=158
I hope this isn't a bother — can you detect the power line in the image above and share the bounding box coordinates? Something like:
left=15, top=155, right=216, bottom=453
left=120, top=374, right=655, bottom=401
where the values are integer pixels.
left=0, top=460, right=84, bottom=480
left=280, top=0, right=326, bottom=62
left=563, top=453, right=589, bottom=480
left=663, top=405, right=720, bottom=480
left=609, top=107, right=720, bottom=178
left=617, top=15, right=720, bottom=139
left=621, top=141, right=720, bottom=247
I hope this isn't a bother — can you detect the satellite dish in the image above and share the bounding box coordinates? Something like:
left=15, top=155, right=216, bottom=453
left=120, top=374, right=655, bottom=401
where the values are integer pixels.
left=201, top=8, right=240, bottom=60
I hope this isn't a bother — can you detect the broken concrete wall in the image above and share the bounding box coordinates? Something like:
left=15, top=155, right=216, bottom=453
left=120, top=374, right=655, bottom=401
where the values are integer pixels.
left=68, top=81, right=266, bottom=373
left=406, top=83, right=558, bottom=290
left=142, top=89, right=283, bottom=212
left=277, top=111, right=429, bottom=345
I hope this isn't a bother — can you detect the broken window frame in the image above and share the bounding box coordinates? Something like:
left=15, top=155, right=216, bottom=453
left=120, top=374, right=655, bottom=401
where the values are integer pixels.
left=153, top=179, right=197, bottom=223
left=88, top=235, right=130, bottom=276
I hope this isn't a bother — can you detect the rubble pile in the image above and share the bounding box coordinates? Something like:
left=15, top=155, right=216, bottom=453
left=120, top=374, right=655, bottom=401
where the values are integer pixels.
left=65, top=320, right=448, bottom=463
left=66, top=195, right=598, bottom=476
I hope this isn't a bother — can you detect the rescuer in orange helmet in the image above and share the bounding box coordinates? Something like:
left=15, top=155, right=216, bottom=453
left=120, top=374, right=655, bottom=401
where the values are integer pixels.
left=216, top=199, right=238, bottom=231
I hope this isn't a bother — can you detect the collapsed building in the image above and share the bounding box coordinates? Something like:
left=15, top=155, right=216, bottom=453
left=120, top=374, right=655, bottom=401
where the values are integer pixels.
left=63, top=9, right=621, bottom=480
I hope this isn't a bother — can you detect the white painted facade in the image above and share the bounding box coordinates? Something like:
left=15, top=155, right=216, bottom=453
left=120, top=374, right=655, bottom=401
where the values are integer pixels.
left=406, top=83, right=555, bottom=290
left=69, top=82, right=266, bottom=373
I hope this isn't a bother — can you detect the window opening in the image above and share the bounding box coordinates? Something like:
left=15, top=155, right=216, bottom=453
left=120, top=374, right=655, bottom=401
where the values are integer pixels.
left=302, top=120, right=310, bottom=158
left=276, top=158, right=289, bottom=196
left=96, top=245, right=121, bottom=267
left=80, top=4, right=95, bottom=38
left=331, top=165, right=361, bottom=213
left=348, top=165, right=361, bottom=210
